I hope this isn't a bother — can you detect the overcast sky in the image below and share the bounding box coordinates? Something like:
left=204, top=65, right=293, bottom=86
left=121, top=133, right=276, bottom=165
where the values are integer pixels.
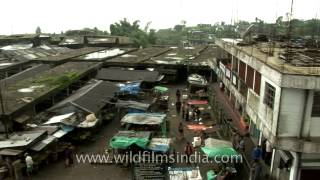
left=1, top=0, right=320, bottom=35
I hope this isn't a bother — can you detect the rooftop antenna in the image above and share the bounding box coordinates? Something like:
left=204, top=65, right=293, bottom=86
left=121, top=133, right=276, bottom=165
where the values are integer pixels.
left=286, top=0, right=294, bottom=63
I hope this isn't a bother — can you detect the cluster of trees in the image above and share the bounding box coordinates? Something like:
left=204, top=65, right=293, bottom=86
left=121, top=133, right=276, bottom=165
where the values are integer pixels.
left=109, top=18, right=156, bottom=48
left=35, top=17, right=320, bottom=47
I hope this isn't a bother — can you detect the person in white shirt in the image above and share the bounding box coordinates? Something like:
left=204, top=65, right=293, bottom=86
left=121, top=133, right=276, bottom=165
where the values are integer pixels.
left=25, top=153, right=33, bottom=178
left=265, top=141, right=273, bottom=165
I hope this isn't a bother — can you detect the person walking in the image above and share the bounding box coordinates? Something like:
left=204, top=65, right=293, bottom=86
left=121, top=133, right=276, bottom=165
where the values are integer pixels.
left=184, top=142, right=194, bottom=163
left=176, top=100, right=182, bottom=114
left=25, top=153, right=33, bottom=179
left=195, top=107, right=201, bottom=121
left=185, top=104, right=190, bottom=121
left=64, top=145, right=74, bottom=167
left=178, top=122, right=184, bottom=140
left=252, top=145, right=262, bottom=161
left=181, top=101, right=186, bottom=119
left=265, top=141, right=272, bottom=165
left=238, top=137, right=245, bottom=154
left=251, top=159, right=263, bottom=180
left=5, top=157, right=14, bottom=179
left=176, top=89, right=181, bottom=102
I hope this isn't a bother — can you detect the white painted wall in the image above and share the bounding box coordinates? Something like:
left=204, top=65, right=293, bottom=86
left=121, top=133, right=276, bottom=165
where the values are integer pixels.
left=278, top=88, right=305, bottom=137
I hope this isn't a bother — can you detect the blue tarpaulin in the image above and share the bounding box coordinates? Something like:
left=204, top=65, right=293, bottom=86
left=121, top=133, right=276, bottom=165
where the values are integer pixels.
left=119, top=82, right=141, bottom=95
left=60, top=124, right=74, bottom=132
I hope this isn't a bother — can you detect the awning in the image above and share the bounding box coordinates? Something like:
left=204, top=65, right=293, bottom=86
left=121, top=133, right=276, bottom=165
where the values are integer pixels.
left=43, top=112, right=75, bottom=125
left=0, top=149, right=23, bottom=156
left=14, top=114, right=31, bottom=124
left=30, top=135, right=57, bottom=151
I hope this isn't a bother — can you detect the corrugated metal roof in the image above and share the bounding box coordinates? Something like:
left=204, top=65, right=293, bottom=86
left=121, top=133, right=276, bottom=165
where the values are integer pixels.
left=96, top=68, right=160, bottom=82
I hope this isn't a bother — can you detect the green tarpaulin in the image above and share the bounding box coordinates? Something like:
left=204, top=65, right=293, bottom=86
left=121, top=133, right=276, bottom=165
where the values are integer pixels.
left=154, top=86, right=168, bottom=93
left=110, top=136, right=150, bottom=149
left=207, top=170, right=217, bottom=180
left=201, top=147, right=238, bottom=158
left=201, top=138, right=239, bottom=158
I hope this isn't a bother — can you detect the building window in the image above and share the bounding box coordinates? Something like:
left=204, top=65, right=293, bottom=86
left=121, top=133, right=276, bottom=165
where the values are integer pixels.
left=254, top=71, right=261, bottom=95
left=311, top=91, right=320, bottom=117
left=246, top=65, right=254, bottom=89
left=264, top=82, right=275, bottom=109
left=239, top=61, right=246, bottom=80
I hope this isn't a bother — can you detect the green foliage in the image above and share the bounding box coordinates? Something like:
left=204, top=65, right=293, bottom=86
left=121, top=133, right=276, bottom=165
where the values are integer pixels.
left=34, top=71, right=79, bottom=87
left=110, top=18, right=156, bottom=48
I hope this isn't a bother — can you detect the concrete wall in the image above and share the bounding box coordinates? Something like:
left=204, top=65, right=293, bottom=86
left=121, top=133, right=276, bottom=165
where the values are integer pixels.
left=278, top=88, right=306, bottom=137
left=258, top=76, right=281, bottom=136
left=216, top=39, right=320, bottom=89
left=214, top=40, right=320, bottom=153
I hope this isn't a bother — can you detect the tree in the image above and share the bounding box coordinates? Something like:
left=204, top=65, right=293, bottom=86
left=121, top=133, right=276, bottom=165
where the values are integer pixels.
left=36, top=26, right=41, bottom=34
left=148, top=29, right=157, bottom=44
left=110, top=19, right=155, bottom=48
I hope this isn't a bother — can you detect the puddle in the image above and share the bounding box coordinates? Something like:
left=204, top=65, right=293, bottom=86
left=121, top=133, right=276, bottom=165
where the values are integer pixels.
left=121, top=54, right=137, bottom=58
left=0, top=63, right=13, bottom=66
left=0, top=44, right=33, bottom=50
left=18, top=85, right=45, bottom=93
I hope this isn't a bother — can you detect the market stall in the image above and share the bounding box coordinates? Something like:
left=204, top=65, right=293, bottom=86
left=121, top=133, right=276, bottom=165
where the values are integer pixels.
left=187, top=74, right=209, bottom=100
left=201, top=138, right=240, bottom=178
left=152, top=86, right=169, bottom=111
left=120, top=113, right=167, bottom=137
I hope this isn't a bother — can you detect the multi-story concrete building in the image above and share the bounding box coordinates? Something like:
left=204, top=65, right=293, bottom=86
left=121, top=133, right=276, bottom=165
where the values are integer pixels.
left=211, top=38, right=320, bottom=180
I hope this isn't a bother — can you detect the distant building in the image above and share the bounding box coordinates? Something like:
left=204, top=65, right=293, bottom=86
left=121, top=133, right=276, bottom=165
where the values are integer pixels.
left=212, top=38, right=320, bottom=180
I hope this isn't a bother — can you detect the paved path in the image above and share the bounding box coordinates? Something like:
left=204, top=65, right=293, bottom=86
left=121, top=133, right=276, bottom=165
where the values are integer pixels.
left=23, top=83, right=250, bottom=180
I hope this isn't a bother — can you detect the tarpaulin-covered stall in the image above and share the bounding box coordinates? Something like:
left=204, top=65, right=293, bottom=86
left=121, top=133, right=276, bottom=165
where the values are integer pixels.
left=147, top=138, right=171, bottom=153
left=154, top=86, right=169, bottom=94
left=187, top=74, right=209, bottom=99
left=121, top=113, right=166, bottom=125
left=117, top=82, right=141, bottom=95
left=120, top=113, right=167, bottom=136
left=109, top=131, right=151, bottom=150
left=201, top=138, right=239, bottom=158
left=188, top=74, right=208, bottom=86
left=116, top=100, right=150, bottom=113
